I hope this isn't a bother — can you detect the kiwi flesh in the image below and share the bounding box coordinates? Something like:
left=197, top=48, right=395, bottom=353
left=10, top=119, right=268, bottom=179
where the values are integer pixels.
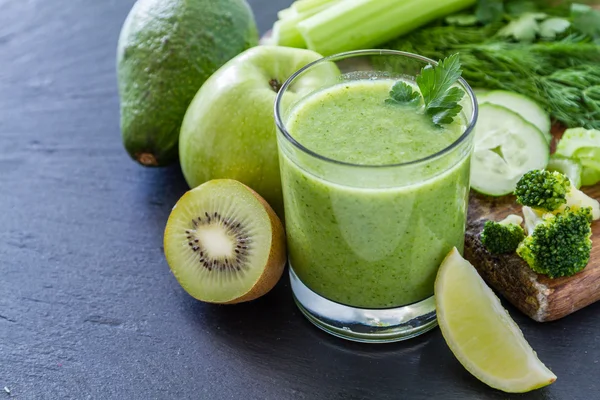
left=164, top=179, right=286, bottom=304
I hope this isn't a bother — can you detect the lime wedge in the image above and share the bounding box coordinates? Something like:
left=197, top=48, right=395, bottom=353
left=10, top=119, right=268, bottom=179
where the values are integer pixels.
left=435, top=248, right=557, bottom=393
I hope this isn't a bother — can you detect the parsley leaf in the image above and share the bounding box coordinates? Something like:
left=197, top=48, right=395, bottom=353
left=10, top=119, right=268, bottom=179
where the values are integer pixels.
left=385, top=81, right=420, bottom=106
left=417, top=54, right=462, bottom=106
left=505, top=1, right=540, bottom=16
left=571, top=3, right=600, bottom=42
left=426, top=87, right=466, bottom=126
left=497, top=12, right=547, bottom=42
left=446, top=14, right=479, bottom=27
left=417, top=53, right=466, bottom=127
left=476, top=0, right=505, bottom=24
left=539, top=17, right=571, bottom=40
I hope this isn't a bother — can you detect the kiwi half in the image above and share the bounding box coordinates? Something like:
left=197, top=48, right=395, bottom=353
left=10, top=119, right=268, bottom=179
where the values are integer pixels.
left=164, top=179, right=286, bottom=304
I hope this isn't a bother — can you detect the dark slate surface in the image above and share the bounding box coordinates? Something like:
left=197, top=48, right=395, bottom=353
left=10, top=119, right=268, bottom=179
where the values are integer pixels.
left=1, top=0, right=598, bottom=399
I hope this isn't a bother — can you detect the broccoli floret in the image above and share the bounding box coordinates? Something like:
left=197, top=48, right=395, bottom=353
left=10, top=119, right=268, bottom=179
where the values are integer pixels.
left=481, top=214, right=526, bottom=254
left=515, top=170, right=570, bottom=211
left=516, top=207, right=593, bottom=278
left=515, top=169, right=600, bottom=220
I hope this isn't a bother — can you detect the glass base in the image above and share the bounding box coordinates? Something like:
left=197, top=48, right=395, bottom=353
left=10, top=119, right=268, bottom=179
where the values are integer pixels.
left=290, top=267, right=438, bottom=343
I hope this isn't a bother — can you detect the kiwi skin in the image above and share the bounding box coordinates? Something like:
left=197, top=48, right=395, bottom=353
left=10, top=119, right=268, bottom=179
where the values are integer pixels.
left=224, top=183, right=286, bottom=304
left=164, top=179, right=286, bottom=304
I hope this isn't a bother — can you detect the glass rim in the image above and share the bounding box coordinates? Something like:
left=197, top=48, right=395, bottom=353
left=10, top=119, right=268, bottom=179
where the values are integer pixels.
left=274, top=49, right=479, bottom=169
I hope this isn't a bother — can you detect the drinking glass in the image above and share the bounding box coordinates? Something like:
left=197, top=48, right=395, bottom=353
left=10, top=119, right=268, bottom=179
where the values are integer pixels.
left=274, top=50, right=478, bottom=342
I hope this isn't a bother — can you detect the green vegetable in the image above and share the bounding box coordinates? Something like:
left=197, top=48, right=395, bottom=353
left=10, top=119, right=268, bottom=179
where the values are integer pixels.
left=516, top=207, right=592, bottom=278
left=514, top=169, right=600, bottom=219
left=470, top=104, right=549, bottom=197
left=555, top=127, right=600, bottom=186
left=480, top=214, right=526, bottom=254
left=294, top=0, right=477, bottom=56
left=386, top=54, right=465, bottom=126
left=277, top=7, right=294, bottom=20
left=477, top=90, right=551, bottom=142
left=542, top=64, right=600, bottom=129
left=272, top=0, right=340, bottom=48
left=582, top=168, right=600, bottom=187
left=546, top=156, right=582, bottom=189
left=381, top=0, right=600, bottom=130
left=292, top=0, right=338, bottom=14
left=514, top=170, right=571, bottom=211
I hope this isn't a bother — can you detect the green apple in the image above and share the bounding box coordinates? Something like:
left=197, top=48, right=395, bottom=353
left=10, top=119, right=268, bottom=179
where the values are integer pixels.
left=179, top=45, right=339, bottom=217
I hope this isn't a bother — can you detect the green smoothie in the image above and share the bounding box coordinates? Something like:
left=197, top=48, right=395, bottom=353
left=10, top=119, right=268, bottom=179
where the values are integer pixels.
left=280, top=79, right=471, bottom=309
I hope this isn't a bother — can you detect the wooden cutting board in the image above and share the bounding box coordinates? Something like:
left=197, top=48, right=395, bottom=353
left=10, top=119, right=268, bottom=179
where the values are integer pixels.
left=465, top=126, right=600, bottom=322
left=464, top=4, right=600, bottom=323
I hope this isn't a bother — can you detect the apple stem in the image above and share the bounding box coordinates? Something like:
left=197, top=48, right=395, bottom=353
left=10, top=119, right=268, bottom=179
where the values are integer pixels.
left=269, top=79, right=282, bottom=93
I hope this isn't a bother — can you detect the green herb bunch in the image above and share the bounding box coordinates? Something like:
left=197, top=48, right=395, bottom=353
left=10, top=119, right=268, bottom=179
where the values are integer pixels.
left=381, top=0, right=600, bottom=129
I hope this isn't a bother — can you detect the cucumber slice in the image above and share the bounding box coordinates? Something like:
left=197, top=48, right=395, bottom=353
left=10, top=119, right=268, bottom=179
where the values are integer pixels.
left=471, top=104, right=550, bottom=196
left=478, top=90, right=551, bottom=143
left=546, top=155, right=582, bottom=189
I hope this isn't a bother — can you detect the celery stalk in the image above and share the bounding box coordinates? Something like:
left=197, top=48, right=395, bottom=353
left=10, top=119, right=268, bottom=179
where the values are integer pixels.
left=277, top=0, right=337, bottom=21
left=273, top=1, right=340, bottom=48
left=277, top=7, right=295, bottom=21
left=273, top=19, right=305, bottom=48
left=292, top=0, right=338, bottom=14
left=297, top=0, right=477, bottom=56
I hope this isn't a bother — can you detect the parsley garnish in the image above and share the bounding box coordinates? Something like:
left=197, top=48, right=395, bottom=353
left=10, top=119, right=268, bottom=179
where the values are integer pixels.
left=385, top=82, right=420, bottom=106
left=386, top=53, right=465, bottom=127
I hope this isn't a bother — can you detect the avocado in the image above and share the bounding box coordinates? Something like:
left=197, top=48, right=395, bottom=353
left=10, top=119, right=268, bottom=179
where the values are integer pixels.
left=117, top=0, right=258, bottom=166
